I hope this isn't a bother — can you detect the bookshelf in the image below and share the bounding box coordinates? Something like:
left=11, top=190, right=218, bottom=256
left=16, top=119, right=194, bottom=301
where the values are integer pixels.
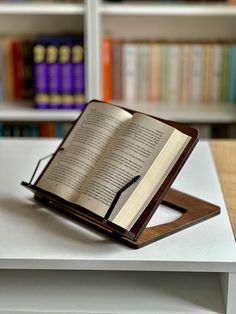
left=0, top=271, right=228, bottom=313
left=0, top=1, right=85, bottom=137
left=0, top=101, right=79, bottom=122
left=0, top=2, right=84, bottom=15
left=101, top=3, right=236, bottom=16
left=99, top=1, right=236, bottom=138
left=0, top=0, right=236, bottom=137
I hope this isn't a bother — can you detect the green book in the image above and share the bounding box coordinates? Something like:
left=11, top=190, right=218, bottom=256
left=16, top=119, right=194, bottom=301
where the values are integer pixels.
left=221, top=44, right=229, bottom=103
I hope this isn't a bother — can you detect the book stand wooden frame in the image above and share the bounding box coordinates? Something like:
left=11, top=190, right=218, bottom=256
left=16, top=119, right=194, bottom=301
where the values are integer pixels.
left=21, top=101, right=220, bottom=249
left=21, top=182, right=220, bottom=249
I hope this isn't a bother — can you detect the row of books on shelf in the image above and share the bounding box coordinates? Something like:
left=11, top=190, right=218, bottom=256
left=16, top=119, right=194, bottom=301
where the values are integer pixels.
left=102, top=37, right=236, bottom=106
left=0, top=121, right=235, bottom=138
left=0, top=33, right=85, bottom=110
left=0, top=122, right=72, bottom=138
left=192, top=123, right=236, bottom=138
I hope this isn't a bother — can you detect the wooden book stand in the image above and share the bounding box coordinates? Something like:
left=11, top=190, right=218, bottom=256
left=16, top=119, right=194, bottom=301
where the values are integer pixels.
left=21, top=168, right=220, bottom=249
left=21, top=101, right=220, bottom=249
left=126, top=188, right=220, bottom=248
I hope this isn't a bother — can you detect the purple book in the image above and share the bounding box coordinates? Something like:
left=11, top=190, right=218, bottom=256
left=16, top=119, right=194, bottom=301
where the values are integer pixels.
left=59, top=43, right=74, bottom=109
left=33, top=43, right=49, bottom=109
left=46, top=43, right=61, bottom=109
left=72, top=43, right=85, bottom=110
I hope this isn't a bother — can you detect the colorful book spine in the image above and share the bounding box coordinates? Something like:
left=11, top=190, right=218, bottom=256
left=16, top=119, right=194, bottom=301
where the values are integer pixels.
left=211, top=44, right=223, bottom=104
left=20, top=40, right=34, bottom=100
left=0, top=40, right=4, bottom=101
left=0, top=123, right=3, bottom=137
left=149, top=43, right=161, bottom=103
left=137, top=43, right=149, bottom=102
left=2, top=38, right=14, bottom=101
left=39, top=122, right=55, bottom=137
left=112, top=40, right=122, bottom=100
left=227, top=44, right=236, bottom=104
left=221, top=44, right=229, bottom=103
left=203, top=44, right=212, bottom=104
left=180, top=44, right=191, bottom=104
left=59, top=42, right=73, bottom=109
left=33, top=41, right=49, bottom=109
left=12, top=40, right=22, bottom=99
left=160, top=44, right=168, bottom=103
left=72, top=41, right=85, bottom=110
left=123, top=43, right=139, bottom=104
left=55, top=122, right=64, bottom=138
left=191, top=45, right=204, bottom=104
left=30, top=124, right=40, bottom=137
left=102, top=36, right=112, bottom=102
left=46, top=41, right=61, bottom=109
left=168, top=44, right=180, bottom=104
left=2, top=125, right=12, bottom=137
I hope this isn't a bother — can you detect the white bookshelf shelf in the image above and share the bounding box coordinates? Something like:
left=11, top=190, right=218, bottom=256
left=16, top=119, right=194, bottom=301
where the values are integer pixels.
left=0, top=270, right=225, bottom=313
left=115, top=102, right=236, bottom=124
left=0, top=103, right=81, bottom=122
left=1, top=102, right=236, bottom=124
left=101, top=3, right=236, bottom=16
left=0, top=2, right=84, bottom=15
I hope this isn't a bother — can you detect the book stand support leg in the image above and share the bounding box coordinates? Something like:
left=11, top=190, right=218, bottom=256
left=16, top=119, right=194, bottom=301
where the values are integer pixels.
left=22, top=182, right=220, bottom=249
left=124, top=188, right=220, bottom=248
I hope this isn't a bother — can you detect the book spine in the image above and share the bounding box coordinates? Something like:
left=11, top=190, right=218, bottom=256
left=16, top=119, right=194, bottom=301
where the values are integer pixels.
left=33, top=42, right=49, bottom=109
left=0, top=40, right=4, bottom=101
left=112, top=40, right=122, bottom=100
left=191, top=44, right=204, bottom=104
left=55, top=122, right=64, bottom=138
left=167, top=44, right=180, bottom=104
left=160, top=44, right=168, bottom=104
left=221, top=44, right=229, bottom=103
left=227, top=44, right=236, bottom=104
left=180, top=44, right=191, bottom=104
left=46, top=41, right=61, bottom=109
left=39, top=122, right=55, bottom=137
left=59, top=42, right=74, bottom=109
left=137, top=43, right=149, bottom=102
left=30, top=124, right=40, bottom=137
left=123, top=43, right=138, bottom=104
left=0, top=122, right=3, bottom=137
left=102, top=36, right=112, bottom=102
left=21, top=125, right=31, bottom=137
left=211, top=44, right=223, bottom=104
left=20, top=40, right=34, bottom=100
left=203, top=44, right=212, bottom=104
left=11, top=40, right=22, bottom=99
left=72, top=41, right=85, bottom=110
left=2, top=124, right=12, bottom=137
left=149, top=43, right=161, bottom=103
left=3, top=38, right=14, bottom=101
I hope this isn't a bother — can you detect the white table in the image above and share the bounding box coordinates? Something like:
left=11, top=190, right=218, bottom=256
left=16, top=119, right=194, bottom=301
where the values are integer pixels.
left=0, top=139, right=235, bottom=314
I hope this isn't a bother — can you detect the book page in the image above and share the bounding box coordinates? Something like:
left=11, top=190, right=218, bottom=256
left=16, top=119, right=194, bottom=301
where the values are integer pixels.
left=77, top=113, right=175, bottom=217
left=36, top=101, right=132, bottom=203
left=113, top=129, right=190, bottom=229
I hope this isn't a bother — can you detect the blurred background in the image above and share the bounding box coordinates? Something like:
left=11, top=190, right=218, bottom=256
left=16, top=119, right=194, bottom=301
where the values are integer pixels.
left=0, top=0, right=236, bottom=139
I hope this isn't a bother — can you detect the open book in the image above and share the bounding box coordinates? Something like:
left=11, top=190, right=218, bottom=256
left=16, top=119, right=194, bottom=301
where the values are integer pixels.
left=35, top=100, right=195, bottom=232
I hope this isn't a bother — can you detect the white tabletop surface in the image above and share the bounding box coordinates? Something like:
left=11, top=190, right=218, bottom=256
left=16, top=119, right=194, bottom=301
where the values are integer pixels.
left=0, top=139, right=235, bottom=272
